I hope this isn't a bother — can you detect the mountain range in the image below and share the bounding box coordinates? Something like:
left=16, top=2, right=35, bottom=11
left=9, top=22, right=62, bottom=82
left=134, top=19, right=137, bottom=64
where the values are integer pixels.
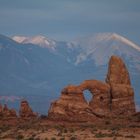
left=0, top=33, right=140, bottom=113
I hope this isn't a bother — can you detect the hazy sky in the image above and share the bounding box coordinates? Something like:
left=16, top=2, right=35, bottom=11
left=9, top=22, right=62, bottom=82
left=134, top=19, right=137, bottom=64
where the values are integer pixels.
left=0, top=0, right=140, bottom=44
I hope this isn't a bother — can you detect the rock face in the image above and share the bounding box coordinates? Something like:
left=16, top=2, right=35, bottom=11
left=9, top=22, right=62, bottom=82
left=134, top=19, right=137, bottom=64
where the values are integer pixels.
left=106, top=56, right=135, bottom=115
left=106, top=56, right=131, bottom=85
left=0, top=104, right=17, bottom=118
left=48, top=55, right=136, bottom=121
left=19, top=100, right=37, bottom=119
left=79, top=80, right=111, bottom=115
left=48, top=85, right=92, bottom=121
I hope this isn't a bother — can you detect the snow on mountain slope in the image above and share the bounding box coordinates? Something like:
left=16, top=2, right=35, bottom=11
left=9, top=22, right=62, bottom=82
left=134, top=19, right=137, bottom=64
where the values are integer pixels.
left=12, top=36, right=27, bottom=43
left=12, top=35, right=56, bottom=49
left=68, top=33, right=140, bottom=67
left=12, top=33, right=140, bottom=72
left=111, top=33, right=140, bottom=51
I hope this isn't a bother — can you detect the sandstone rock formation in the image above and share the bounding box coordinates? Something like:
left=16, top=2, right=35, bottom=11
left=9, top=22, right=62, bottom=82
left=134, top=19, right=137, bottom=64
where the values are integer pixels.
left=48, top=85, right=95, bottom=121
left=79, top=80, right=111, bottom=116
left=0, top=100, right=37, bottom=120
left=48, top=55, right=136, bottom=121
left=19, top=100, right=37, bottom=119
left=0, top=104, right=17, bottom=118
left=106, top=56, right=131, bottom=85
left=106, top=56, right=135, bottom=115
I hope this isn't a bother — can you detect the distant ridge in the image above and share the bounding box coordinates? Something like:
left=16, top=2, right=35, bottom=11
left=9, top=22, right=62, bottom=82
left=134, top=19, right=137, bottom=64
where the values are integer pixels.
left=12, top=35, right=56, bottom=49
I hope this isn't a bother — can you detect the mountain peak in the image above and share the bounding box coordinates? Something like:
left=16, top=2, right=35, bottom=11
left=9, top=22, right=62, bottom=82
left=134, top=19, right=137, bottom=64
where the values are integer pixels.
left=73, top=32, right=140, bottom=51
left=12, top=36, right=27, bottom=43
left=110, top=33, right=140, bottom=51
left=12, top=35, right=56, bottom=49
left=70, top=32, right=140, bottom=66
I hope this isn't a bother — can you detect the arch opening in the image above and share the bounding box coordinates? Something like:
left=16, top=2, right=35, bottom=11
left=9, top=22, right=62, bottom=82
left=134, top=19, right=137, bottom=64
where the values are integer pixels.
left=83, top=90, right=93, bottom=104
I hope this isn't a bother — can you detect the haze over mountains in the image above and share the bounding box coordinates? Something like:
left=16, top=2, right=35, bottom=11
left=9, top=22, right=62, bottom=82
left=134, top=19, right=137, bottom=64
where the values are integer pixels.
left=0, top=33, right=140, bottom=113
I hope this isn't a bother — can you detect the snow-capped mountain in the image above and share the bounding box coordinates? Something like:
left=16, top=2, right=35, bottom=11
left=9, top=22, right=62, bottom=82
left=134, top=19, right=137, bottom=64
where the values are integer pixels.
left=0, top=33, right=140, bottom=113
left=12, top=33, right=140, bottom=71
left=12, top=35, right=56, bottom=49
left=68, top=33, right=140, bottom=67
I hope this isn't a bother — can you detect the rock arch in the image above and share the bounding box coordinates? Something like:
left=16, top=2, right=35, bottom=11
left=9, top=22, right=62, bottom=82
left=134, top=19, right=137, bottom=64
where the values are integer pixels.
left=48, top=55, right=136, bottom=121
left=82, top=89, right=93, bottom=104
left=79, top=80, right=111, bottom=115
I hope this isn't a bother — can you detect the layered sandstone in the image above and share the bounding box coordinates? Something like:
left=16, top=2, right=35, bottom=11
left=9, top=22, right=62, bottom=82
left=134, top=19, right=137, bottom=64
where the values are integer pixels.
left=106, top=56, right=131, bottom=85
left=48, top=85, right=105, bottom=122
left=106, top=56, right=135, bottom=115
left=48, top=55, right=136, bottom=121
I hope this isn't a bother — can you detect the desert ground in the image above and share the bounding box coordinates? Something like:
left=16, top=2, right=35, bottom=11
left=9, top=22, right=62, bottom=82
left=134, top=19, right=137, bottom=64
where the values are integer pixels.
left=0, top=115, right=140, bottom=140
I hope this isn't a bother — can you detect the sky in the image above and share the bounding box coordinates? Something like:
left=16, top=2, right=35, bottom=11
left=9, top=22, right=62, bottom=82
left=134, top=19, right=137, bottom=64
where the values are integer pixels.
left=0, top=0, right=140, bottom=44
